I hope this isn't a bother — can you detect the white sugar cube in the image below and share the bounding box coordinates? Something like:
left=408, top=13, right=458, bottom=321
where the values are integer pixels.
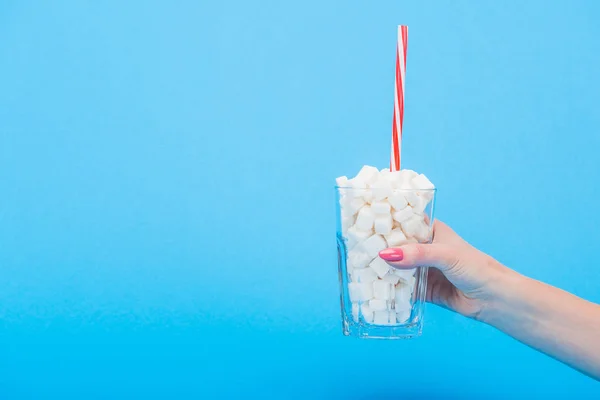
left=385, top=171, right=404, bottom=188
left=370, top=179, right=393, bottom=200
left=393, top=268, right=416, bottom=283
left=399, top=169, right=418, bottom=182
left=374, top=215, right=393, bottom=235
left=353, top=267, right=377, bottom=284
left=362, top=190, right=373, bottom=203
left=348, top=282, right=373, bottom=302
left=402, top=215, right=431, bottom=242
left=395, top=298, right=412, bottom=314
left=395, top=283, right=413, bottom=305
left=336, top=175, right=349, bottom=187
left=382, top=273, right=401, bottom=285
left=410, top=196, right=429, bottom=214
left=352, top=303, right=359, bottom=322
left=370, top=200, right=391, bottom=215
left=347, top=249, right=372, bottom=269
left=348, top=178, right=367, bottom=197
left=360, top=303, right=374, bottom=323
left=396, top=309, right=411, bottom=323
left=374, top=310, right=394, bottom=325
left=369, top=257, right=391, bottom=278
left=373, top=279, right=394, bottom=300
left=355, top=206, right=375, bottom=231
left=403, top=190, right=420, bottom=207
left=341, top=215, right=354, bottom=233
left=388, top=192, right=408, bottom=210
left=346, top=226, right=373, bottom=249
left=384, top=228, right=407, bottom=247
left=347, top=197, right=366, bottom=215
left=340, top=196, right=355, bottom=215
left=360, top=234, right=387, bottom=258
left=419, top=190, right=434, bottom=202
left=379, top=170, right=390, bottom=184
left=392, top=206, right=414, bottom=224
left=356, top=165, right=380, bottom=185
left=411, top=173, right=435, bottom=190
left=339, top=194, right=350, bottom=209
left=369, top=299, right=387, bottom=311
left=412, top=172, right=435, bottom=202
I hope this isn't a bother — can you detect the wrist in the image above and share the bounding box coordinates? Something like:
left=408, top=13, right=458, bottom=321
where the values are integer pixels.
left=477, top=263, right=531, bottom=325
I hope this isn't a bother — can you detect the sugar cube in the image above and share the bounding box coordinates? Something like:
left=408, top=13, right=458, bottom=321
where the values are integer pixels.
left=385, top=171, right=404, bottom=188
left=374, top=310, right=394, bottom=325
left=384, top=228, right=407, bottom=247
left=401, top=215, right=431, bottom=241
left=356, top=165, right=379, bottom=185
left=353, top=267, right=377, bottom=284
left=360, top=303, right=374, bottom=323
left=403, top=190, right=420, bottom=207
left=396, top=309, right=411, bottom=323
left=374, top=215, right=393, bottom=235
left=355, top=206, right=375, bottom=231
left=411, top=173, right=435, bottom=190
left=348, top=282, right=373, bottom=302
left=388, top=192, right=408, bottom=210
left=370, top=200, right=391, bottom=215
left=347, top=197, right=366, bottom=215
left=373, top=279, right=394, bottom=300
left=393, top=268, right=416, bottom=283
left=360, top=234, right=387, bottom=258
left=347, top=250, right=372, bottom=269
left=341, top=215, right=354, bottom=233
left=395, top=283, right=413, bottom=305
left=382, top=273, right=401, bottom=285
left=410, top=196, right=429, bottom=214
left=369, top=299, right=387, bottom=311
left=336, top=175, right=349, bottom=187
left=348, top=178, right=367, bottom=197
left=399, top=169, right=418, bottom=182
left=346, top=226, right=373, bottom=249
left=369, top=257, right=391, bottom=278
left=392, top=206, right=414, bottom=224
left=370, top=179, right=393, bottom=200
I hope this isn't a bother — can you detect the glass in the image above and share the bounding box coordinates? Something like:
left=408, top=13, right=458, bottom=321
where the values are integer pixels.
left=335, top=187, right=436, bottom=339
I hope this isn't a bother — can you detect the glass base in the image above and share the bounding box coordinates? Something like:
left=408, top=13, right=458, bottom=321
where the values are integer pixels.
left=342, top=316, right=423, bottom=340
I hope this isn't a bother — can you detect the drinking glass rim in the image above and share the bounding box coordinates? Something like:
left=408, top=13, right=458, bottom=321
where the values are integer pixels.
left=334, top=186, right=437, bottom=192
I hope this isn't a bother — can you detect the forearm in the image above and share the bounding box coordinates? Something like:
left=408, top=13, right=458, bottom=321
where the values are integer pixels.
left=482, top=269, right=600, bottom=380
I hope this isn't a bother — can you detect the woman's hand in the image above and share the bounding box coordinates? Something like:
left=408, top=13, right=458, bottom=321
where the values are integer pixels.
left=379, top=220, right=600, bottom=380
left=379, top=220, right=514, bottom=321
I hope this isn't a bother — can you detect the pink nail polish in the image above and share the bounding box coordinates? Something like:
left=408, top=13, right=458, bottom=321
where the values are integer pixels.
left=379, top=248, right=404, bottom=262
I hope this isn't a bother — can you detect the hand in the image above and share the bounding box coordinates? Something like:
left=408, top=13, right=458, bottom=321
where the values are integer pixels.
left=380, top=220, right=600, bottom=380
left=379, top=220, right=512, bottom=320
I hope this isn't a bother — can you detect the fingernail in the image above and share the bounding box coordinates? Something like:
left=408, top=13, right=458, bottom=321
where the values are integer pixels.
left=379, top=248, right=404, bottom=262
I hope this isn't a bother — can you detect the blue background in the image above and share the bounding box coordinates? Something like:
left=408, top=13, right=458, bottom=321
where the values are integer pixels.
left=1, top=0, right=599, bottom=398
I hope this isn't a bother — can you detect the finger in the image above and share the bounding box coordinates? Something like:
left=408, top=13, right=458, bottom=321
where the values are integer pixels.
left=378, top=243, right=461, bottom=273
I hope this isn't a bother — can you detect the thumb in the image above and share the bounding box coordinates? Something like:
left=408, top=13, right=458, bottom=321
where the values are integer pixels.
left=379, top=243, right=461, bottom=274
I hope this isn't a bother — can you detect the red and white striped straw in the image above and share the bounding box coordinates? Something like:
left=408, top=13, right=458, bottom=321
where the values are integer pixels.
left=390, top=25, right=408, bottom=172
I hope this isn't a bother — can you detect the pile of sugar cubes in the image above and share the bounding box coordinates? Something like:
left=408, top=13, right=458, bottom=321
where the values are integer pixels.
left=336, top=166, right=435, bottom=325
